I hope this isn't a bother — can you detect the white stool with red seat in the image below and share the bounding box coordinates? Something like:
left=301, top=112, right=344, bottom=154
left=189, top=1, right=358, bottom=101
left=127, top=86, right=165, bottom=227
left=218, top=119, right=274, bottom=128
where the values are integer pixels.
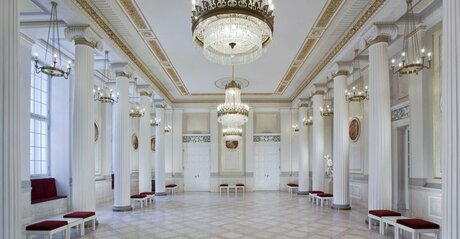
left=367, top=210, right=402, bottom=234
left=308, top=191, right=323, bottom=203
left=63, top=211, right=97, bottom=235
left=395, top=218, right=440, bottom=239
left=25, top=220, right=69, bottom=239
left=131, top=194, right=148, bottom=209
left=314, top=193, right=333, bottom=207
left=140, top=192, right=155, bottom=204
left=165, top=184, right=178, bottom=195
left=286, top=183, right=298, bottom=195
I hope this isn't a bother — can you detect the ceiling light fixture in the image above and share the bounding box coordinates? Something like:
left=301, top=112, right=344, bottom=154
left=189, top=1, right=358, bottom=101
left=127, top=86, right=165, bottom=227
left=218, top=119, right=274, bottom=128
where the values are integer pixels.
left=391, top=0, right=431, bottom=75
left=303, top=116, right=313, bottom=126
left=217, top=66, right=249, bottom=127
left=93, top=51, right=119, bottom=104
left=34, top=1, right=71, bottom=79
left=319, top=105, right=333, bottom=117
left=129, top=103, right=145, bottom=118
left=191, top=0, right=274, bottom=65
left=346, top=49, right=368, bottom=102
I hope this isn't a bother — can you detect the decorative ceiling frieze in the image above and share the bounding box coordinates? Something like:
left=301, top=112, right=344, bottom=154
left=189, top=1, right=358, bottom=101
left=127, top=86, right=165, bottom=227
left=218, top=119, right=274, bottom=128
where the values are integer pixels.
left=290, top=0, right=387, bottom=101
left=117, top=0, right=190, bottom=96
left=274, top=0, right=345, bottom=96
left=73, top=0, right=175, bottom=101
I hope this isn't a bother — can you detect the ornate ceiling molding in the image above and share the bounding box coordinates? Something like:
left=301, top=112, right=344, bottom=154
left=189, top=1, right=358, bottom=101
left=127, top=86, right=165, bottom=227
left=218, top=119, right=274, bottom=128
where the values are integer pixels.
left=274, top=0, right=345, bottom=96
left=73, top=0, right=175, bottom=102
left=290, top=0, right=387, bottom=101
left=117, top=0, right=190, bottom=96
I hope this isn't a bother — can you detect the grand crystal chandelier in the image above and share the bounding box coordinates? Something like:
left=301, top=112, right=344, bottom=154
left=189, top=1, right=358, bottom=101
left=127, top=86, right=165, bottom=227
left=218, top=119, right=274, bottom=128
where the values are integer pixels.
left=191, top=0, right=275, bottom=65
left=217, top=66, right=249, bottom=127
left=34, top=1, right=71, bottom=79
left=391, top=0, right=431, bottom=75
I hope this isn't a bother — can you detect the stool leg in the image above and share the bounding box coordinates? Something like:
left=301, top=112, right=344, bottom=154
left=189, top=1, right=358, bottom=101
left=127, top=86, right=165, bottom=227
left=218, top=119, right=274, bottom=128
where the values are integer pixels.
left=80, top=222, right=84, bottom=236
left=93, top=219, right=96, bottom=231
left=395, top=227, right=399, bottom=239
left=368, top=217, right=371, bottom=230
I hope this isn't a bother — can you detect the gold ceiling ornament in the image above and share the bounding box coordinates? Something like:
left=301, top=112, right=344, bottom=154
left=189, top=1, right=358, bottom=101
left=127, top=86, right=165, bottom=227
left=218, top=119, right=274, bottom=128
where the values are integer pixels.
left=345, top=49, right=368, bottom=102
left=192, top=0, right=275, bottom=65
left=391, top=0, right=431, bottom=75
left=217, top=66, right=250, bottom=127
left=93, top=51, right=119, bottom=104
left=34, top=1, right=72, bottom=79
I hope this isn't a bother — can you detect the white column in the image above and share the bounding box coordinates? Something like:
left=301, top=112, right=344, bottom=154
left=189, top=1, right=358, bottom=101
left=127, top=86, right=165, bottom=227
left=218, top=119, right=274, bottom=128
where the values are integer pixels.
left=298, top=100, right=310, bottom=194
left=362, top=24, right=397, bottom=210
left=311, top=86, right=326, bottom=191
left=65, top=26, right=101, bottom=212
left=139, top=91, right=152, bottom=193
left=155, top=103, right=166, bottom=195
left=331, top=65, right=350, bottom=209
left=112, top=64, right=132, bottom=211
left=442, top=0, right=460, bottom=237
left=0, top=0, right=21, bottom=237
left=101, top=102, right=113, bottom=176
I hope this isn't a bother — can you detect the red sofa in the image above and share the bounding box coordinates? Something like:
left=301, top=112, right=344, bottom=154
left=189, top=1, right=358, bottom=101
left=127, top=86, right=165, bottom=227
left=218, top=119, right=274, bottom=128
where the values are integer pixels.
left=31, top=178, right=67, bottom=204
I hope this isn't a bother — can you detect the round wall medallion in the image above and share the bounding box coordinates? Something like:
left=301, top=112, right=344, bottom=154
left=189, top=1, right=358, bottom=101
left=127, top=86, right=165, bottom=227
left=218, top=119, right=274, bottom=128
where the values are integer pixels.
left=215, top=77, right=250, bottom=89
left=349, top=117, right=361, bottom=142
left=150, top=137, right=155, bottom=151
left=225, top=140, right=239, bottom=150
left=94, top=122, right=99, bottom=142
left=132, top=133, right=139, bottom=150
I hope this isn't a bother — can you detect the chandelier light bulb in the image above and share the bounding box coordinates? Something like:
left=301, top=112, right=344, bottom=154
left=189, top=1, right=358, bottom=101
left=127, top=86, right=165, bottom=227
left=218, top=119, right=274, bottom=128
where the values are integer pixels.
left=421, top=48, right=426, bottom=54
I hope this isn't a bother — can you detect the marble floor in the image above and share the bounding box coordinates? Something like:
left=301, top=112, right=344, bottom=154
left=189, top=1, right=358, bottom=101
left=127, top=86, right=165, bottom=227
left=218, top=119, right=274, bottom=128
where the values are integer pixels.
left=36, top=192, right=434, bottom=239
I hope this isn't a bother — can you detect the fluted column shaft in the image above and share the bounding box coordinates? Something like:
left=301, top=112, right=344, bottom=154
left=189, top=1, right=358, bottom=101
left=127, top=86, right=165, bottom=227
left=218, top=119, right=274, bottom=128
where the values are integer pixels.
left=101, top=103, right=113, bottom=176
left=112, top=71, right=132, bottom=211
left=139, top=93, right=152, bottom=193
left=155, top=105, right=166, bottom=195
left=312, top=93, right=325, bottom=191
left=442, top=0, right=460, bottom=237
left=69, top=37, right=97, bottom=212
left=0, top=0, right=21, bottom=237
left=298, top=104, right=310, bottom=193
left=332, top=74, right=350, bottom=209
left=368, top=40, right=392, bottom=210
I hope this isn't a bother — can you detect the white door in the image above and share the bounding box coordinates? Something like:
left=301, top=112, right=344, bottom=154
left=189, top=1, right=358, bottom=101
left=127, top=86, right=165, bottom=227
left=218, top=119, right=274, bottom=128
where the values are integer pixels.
left=254, top=142, right=280, bottom=190
left=183, top=143, right=210, bottom=191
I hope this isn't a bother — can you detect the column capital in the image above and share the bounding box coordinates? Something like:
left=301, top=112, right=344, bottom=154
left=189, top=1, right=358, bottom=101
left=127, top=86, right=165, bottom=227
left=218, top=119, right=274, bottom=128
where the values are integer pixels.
left=298, top=98, right=310, bottom=108
left=155, top=101, right=166, bottom=109
left=65, top=26, right=102, bottom=50
left=330, top=62, right=352, bottom=78
left=111, top=63, right=133, bottom=78
left=140, top=91, right=153, bottom=97
left=361, top=24, right=398, bottom=48
left=311, top=84, right=327, bottom=96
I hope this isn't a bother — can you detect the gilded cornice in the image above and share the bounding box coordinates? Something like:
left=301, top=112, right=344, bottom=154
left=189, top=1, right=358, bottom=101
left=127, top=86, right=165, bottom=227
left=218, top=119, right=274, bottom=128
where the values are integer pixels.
left=290, top=0, right=387, bottom=101
left=73, top=0, right=174, bottom=102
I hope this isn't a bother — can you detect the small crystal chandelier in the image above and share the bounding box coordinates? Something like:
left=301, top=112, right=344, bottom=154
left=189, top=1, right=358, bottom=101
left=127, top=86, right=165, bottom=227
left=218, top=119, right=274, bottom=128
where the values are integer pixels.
left=346, top=49, right=368, bottom=102
left=303, top=116, right=313, bottom=126
left=129, top=103, right=145, bottom=118
left=223, top=126, right=243, bottom=141
left=191, top=0, right=275, bottom=65
left=320, top=105, right=333, bottom=117
left=217, top=66, right=250, bottom=127
left=391, top=0, right=431, bottom=75
left=93, top=51, right=119, bottom=104
left=34, top=1, right=71, bottom=79
left=150, top=118, right=161, bottom=127
left=164, top=125, right=172, bottom=133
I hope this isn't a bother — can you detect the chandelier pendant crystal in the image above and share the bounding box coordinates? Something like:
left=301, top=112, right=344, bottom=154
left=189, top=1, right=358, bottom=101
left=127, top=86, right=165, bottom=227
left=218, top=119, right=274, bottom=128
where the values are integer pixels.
left=217, top=66, right=250, bottom=127
left=192, top=0, right=274, bottom=65
left=391, top=0, right=431, bottom=76
left=319, top=105, right=333, bottom=117
left=34, top=1, right=71, bottom=79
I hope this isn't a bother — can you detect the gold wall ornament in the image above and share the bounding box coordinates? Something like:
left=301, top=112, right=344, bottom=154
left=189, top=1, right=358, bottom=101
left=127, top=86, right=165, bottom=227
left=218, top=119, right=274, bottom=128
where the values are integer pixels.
left=349, top=117, right=361, bottom=142
left=132, top=133, right=139, bottom=150
left=94, top=122, right=99, bottom=142
left=150, top=137, right=156, bottom=151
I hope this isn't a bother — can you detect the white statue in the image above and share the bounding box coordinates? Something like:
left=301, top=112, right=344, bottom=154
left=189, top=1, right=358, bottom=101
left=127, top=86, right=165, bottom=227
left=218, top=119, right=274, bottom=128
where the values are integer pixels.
left=325, top=155, right=333, bottom=179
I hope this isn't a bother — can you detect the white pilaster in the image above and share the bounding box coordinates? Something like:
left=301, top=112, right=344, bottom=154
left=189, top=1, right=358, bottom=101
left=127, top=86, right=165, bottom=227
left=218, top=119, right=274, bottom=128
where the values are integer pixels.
left=0, top=0, right=21, bottom=237
left=155, top=103, right=166, bottom=195
left=298, top=100, right=310, bottom=194
left=362, top=24, right=397, bottom=210
left=65, top=26, right=102, bottom=212
left=112, top=64, right=132, bottom=211
left=442, top=0, right=460, bottom=237
left=331, top=64, right=351, bottom=209
left=139, top=91, right=152, bottom=193
left=311, top=85, right=326, bottom=191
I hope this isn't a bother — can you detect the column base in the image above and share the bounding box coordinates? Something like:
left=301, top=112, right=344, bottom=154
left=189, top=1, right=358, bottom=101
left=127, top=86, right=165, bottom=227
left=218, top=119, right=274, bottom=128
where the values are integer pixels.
left=112, top=205, right=132, bottom=212
left=155, top=192, right=167, bottom=196
left=297, top=191, right=309, bottom=195
left=332, top=204, right=351, bottom=210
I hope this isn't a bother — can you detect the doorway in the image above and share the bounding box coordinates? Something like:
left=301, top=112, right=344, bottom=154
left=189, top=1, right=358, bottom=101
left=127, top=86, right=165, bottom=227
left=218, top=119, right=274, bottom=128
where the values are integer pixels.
left=183, top=143, right=211, bottom=191
left=254, top=142, right=280, bottom=190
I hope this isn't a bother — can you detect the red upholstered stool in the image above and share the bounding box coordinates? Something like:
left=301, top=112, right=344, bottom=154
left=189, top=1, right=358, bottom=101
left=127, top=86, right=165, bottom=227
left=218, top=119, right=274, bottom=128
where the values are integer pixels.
left=165, top=184, right=178, bottom=195
left=26, top=220, right=68, bottom=239
left=63, top=211, right=97, bottom=235
left=235, top=183, right=245, bottom=195
left=395, top=219, right=440, bottom=239
left=219, top=183, right=229, bottom=196
left=308, top=190, right=324, bottom=202
left=315, top=193, right=333, bottom=207
left=368, top=210, right=402, bottom=233
left=286, top=183, right=299, bottom=195
left=131, top=194, right=147, bottom=209
left=140, top=192, right=155, bottom=204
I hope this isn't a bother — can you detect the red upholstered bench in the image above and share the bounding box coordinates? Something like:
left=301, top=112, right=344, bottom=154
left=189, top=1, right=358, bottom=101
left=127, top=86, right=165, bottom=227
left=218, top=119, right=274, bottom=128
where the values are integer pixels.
left=286, top=183, right=299, bottom=195
left=131, top=194, right=147, bottom=208
left=140, top=192, right=155, bottom=204
left=368, top=210, right=402, bottom=232
left=395, top=219, right=440, bottom=239
left=25, top=220, right=68, bottom=239
left=63, top=211, right=97, bottom=235
left=308, top=190, right=324, bottom=202
left=314, top=193, right=333, bottom=207
left=31, top=178, right=67, bottom=204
